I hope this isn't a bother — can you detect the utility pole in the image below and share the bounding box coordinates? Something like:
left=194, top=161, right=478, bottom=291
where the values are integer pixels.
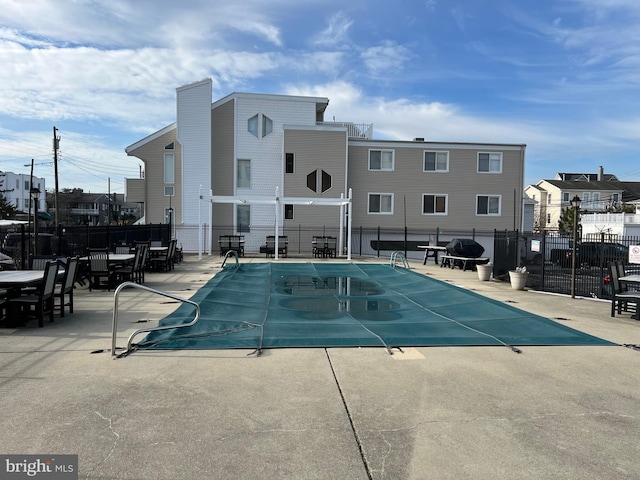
left=53, top=126, right=60, bottom=226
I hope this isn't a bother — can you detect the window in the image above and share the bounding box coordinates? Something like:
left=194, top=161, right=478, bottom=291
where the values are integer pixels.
left=285, top=153, right=294, bottom=174
left=547, top=194, right=552, bottom=205
left=306, top=169, right=332, bottom=193
left=16, top=180, right=20, bottom=190
left=612, top=193, right=620, bottom=203
left=164, top=186, right=174, bottom=196
left=164, top=153, right=175, bottom=184
left=369, top=150, right=394, bottom=171
left=476, top=195, right=501, bottom=215
left=24, top=181, right=29, bottom=190
left=422, top=194, right=448, bottom=215
left=262, top=115, right=273, bottom=137
left=368, top=193, right=393, bottom=214
left=248, top=114, right=259, bottom=138
left=547, top=213, right=551, bottom=224
left=593, top=192, right=600, bottom=202
left=423, top=151, right=449, bottom=172
left=237, top=159, right=251, bottom=188
left=237, top=204, right=250, bottom=233
left=478, top=152, right=502, bottom=173
left=284, top=204, right=294, bottom=220
left=562, top=192, right=570, bottom=202
left=583, top=192, right=590, bottom=204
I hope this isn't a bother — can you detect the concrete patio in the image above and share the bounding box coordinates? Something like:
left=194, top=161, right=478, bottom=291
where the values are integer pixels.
left=1, top=254, right=639, bottom=479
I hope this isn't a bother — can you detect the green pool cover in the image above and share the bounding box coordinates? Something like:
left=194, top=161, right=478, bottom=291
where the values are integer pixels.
left=138, top=263, right=614, bottom=351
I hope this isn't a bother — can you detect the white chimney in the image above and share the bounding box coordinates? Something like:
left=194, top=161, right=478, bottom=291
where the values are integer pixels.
left=598, top=166, right=604, bottom=181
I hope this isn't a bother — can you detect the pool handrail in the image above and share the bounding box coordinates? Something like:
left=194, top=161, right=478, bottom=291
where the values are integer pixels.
left=221, top=249, right=240, bottom=269
left=390, top=251, right=410, bottom=269
left=111, top=281, right=200, bottom=357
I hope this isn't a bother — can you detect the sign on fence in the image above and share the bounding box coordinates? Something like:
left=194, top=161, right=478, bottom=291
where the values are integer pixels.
left=629, top=245, right=640, bottom=264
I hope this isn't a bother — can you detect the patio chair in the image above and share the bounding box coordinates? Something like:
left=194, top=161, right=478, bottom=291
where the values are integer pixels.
left=114, top=247, right=142, bottom=284
left=325, top=237, right=337, bottom=258
left=609, top=261, right=640, bottom=318
left=29, top=255, right=59, bottom=270
left=88, top=248, right=116, bottom=291
left=54, top=256, right=79, bottom=317
left=115, top=245, right=131, bottom=254
left=312, top=236, right=326, bottom=258
left=229, top=236, right=243, bottom=257
left=265, top=236, right=276, bottom=257
left=219, top=236, right=231, bottom=256
left=8, top=260, right=59, bottom=327
left=150, top=239, right=176, bottom=272
left=134, top=243, right=149, bottom=283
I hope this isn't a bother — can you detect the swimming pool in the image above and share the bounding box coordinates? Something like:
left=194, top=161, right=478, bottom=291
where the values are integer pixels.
left=136, top=262, right=613, bottom=352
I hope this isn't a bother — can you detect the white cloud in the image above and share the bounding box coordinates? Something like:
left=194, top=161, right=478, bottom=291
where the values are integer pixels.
left=360, top=41, right=410, bottom=74
left=313, top=11, right=353, bottom=47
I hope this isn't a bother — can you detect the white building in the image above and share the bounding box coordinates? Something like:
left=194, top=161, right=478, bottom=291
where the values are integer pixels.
left=0, top=171, right=46, bottom=215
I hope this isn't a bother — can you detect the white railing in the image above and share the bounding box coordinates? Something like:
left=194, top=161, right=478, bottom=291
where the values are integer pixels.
left=318, top=122, right=373, bottom=139
left=70, top=208, right=99, bottom=215
left=581, top=213, right=640, bottom=225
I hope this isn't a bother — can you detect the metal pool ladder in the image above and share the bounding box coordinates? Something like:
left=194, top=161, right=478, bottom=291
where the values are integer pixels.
left=111, top=281, right=200, bottom=357
left=390, top=251, right=410, bottom=269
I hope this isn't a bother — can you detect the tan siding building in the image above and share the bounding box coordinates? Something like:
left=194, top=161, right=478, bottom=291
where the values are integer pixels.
left=126, top=79, right=526, bottom=253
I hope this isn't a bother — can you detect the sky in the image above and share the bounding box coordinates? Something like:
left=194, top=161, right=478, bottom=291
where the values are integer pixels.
left=1, top=0, right=639, bottom=198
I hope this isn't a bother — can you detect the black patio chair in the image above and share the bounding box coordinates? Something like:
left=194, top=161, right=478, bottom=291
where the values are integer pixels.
left=9, top=260, right=59, bottom=327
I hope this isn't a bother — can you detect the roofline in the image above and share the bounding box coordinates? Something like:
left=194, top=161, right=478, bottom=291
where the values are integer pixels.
left=348, top=138, right=526, bottom=150
left=125, top=123, right=176, bottom=155
left=211, top=91, right=330, bottom=112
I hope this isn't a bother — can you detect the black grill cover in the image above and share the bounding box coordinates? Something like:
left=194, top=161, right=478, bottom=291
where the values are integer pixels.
left=445, top=238, right=484, bottom=258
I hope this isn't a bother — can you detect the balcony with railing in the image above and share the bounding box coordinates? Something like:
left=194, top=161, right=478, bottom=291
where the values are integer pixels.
left=581, top=213, right=640, bottom=226
left=318, top=122, right=373, bottom=139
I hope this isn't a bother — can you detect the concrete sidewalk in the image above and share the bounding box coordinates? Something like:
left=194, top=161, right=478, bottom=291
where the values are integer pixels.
left=1, top=255, right=639, bottom=479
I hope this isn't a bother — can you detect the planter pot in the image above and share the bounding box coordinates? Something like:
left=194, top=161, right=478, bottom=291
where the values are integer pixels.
left=477, top=264, right=492, bottom=281
left=509, top=271, right=529, bottom=290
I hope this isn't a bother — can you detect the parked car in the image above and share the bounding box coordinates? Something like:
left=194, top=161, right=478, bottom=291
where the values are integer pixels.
left=2, top=232, right=57, bottom=257
left=552, top=242, right=629, bottom=267
left=0, top=251, right=16, bottom=270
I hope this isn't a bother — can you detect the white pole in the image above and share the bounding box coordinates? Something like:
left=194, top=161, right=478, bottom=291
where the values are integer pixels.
left=339, top=193, right=345, bottom=256
left=198, top=186, right=202, bottom=260
left=347, top=189, right=353, bottom=261
left=207, top=189, right=213, bottom=255
left=274, top=187, right=280, bottom=260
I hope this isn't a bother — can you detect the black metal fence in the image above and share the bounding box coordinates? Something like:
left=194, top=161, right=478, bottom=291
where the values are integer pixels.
left=3, top=222, right=639, bottom=300
left=1, top=223, right=171, bottom=269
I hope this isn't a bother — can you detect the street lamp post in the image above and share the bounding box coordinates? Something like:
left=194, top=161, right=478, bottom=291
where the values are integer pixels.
left=30, top=187, right=41, bottom=256
left=570, top=195, right=582, bottom=298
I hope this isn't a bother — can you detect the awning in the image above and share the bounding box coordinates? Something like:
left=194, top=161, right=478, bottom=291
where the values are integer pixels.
left=38, top=211, right=54, bottom=221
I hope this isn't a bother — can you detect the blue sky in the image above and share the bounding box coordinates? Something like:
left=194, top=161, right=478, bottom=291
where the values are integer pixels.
left=1, top=0, right=639, bottom=196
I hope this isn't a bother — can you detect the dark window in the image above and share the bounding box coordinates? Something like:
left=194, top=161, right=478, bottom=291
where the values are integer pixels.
left=286, top=153, right=294, bottom=173
left=284, top=204, right=294, bottom=220
left=307, top=170, right=317, bottom=192
left=321, top=170, right=331, bottom=193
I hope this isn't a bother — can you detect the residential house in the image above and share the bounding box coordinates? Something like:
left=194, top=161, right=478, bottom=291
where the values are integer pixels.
left=125, top=79, right=527, bottom=253
left=0, top=171, right=47, bottom=217
left=51, top=190, right=141, bottom=225
left=524, top=167, right=640, bottom=236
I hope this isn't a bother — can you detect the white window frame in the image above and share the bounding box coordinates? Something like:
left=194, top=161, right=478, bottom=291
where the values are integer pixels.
left=476, top=195, right=501, bottom=216
left=562, top=192, right=570, bottom=202
left=368, top=193, right=394, bottom=214
left=583, top=192, right=590, bottom=205
left=248, top=114, right=259, bottom=138
left=612, top=193, right=620, bottom=203
left=477, top=152, right=502, bottom=173
left=163, top=153, right=175, bottom=184
left=422, top=194, right=448, bottom=215
left=423, top=151, right=449, bottom=173
left=368, top=149, right=395, bottom=171
left=237, top=159, right=251, bottom=188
